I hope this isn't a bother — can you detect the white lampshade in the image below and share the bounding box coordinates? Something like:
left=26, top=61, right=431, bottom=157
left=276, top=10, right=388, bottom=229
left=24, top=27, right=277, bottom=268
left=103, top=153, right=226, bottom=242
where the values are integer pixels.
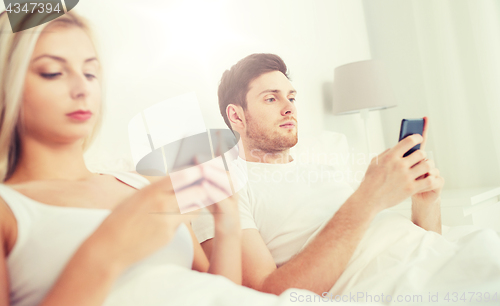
left=332, top=60, right=397, bottom=115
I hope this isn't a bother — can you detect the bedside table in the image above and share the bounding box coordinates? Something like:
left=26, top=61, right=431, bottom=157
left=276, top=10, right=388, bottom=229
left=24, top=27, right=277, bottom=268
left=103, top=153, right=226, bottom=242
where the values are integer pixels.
left=389, top=186, right=500, bottom=231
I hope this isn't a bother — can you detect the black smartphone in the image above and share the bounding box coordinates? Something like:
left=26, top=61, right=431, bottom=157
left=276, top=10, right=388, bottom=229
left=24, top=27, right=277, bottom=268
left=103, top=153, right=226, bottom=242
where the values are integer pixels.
left=399, top=118, right=424, bottom=157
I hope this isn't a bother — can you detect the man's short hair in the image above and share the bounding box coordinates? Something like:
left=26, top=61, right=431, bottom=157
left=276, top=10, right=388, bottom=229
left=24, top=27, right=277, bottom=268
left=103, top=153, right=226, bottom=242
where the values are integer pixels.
left=218, top=53, right=289, bottom=130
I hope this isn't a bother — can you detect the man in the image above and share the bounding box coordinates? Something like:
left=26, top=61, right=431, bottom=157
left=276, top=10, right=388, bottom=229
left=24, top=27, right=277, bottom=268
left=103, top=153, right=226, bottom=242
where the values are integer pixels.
left=191, top=53, right=444, bottom=296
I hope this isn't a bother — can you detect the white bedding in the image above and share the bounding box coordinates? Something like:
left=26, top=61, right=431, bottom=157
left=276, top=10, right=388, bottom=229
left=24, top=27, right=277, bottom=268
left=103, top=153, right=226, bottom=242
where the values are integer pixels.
left=328, top=210, right=500, bottom=305
left=101, top=209, right=499, bottom=306
left=103, top=264, right=381, bottom=306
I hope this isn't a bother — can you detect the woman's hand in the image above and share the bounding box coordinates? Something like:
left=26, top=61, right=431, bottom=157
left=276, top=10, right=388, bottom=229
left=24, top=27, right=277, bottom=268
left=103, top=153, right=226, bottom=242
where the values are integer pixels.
left=89, top=168, right=209, bottom=272
left=199, top=161, right=240, bottom=230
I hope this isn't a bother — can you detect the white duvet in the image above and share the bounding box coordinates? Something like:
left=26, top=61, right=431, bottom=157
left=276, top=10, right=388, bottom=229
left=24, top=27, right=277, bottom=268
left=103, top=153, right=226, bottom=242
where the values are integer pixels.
left=102, top=210, right=499, bottom=306
left=103, top=264, right=381, bottom=306
left=328, top=210, right=500, bottom=305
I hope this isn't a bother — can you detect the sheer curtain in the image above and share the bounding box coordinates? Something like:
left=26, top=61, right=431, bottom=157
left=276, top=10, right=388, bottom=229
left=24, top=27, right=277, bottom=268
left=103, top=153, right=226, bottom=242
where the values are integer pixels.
left=363, top=0, right=500, bottom=189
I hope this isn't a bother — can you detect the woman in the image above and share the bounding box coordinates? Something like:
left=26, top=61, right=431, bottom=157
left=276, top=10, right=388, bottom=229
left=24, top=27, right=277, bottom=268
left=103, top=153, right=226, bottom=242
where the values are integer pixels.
left=0, top=10, right=261, bottom=306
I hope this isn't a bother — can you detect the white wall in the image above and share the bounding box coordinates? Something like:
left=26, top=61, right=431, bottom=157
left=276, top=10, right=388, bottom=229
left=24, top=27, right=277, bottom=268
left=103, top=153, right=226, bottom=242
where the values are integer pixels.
left=70, top=0, right=378, bottom=172
left=0, top=0, right=381, bottom=172
left=362, top=0, right=500, bottom=189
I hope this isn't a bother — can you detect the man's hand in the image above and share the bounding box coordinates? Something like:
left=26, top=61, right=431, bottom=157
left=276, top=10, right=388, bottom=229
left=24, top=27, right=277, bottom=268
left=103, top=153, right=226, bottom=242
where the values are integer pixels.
left=355, top=131, right=436, bottom=213
left=409, top=117, right=445, bottom=233
left=410, top=116, right=445, bottom=203
left=197, top=162, right=242, bottom=284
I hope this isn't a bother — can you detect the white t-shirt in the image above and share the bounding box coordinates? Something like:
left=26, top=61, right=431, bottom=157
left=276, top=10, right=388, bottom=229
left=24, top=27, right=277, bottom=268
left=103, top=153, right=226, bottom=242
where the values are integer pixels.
left=191, top=156, right=355, bottom=266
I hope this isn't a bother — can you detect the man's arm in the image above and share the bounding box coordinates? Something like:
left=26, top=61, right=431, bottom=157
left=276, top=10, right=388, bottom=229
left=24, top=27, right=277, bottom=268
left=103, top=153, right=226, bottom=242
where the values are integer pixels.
left=411, top=197, right=442, bottom=234
left=202, top=134, right=436, bottom=295
left=409, top=116, right=445, bottom=234
left=409, top=159, right=444, bottom=234
left=203, top=190, right=380, bottom=295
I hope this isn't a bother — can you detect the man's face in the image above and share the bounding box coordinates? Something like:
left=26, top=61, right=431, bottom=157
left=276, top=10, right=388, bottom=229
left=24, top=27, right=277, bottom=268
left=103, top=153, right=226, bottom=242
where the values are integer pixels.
left=243, top=70, right=298, bottom=153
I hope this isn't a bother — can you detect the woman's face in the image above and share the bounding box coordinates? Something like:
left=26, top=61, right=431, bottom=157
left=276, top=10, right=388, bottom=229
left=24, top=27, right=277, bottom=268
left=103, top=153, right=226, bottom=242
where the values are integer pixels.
left=22, top=24, right=101, bottom=146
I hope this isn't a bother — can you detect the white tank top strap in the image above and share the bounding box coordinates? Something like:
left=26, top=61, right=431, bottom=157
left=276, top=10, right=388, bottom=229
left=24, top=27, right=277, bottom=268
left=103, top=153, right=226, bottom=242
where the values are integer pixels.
left=99, top=171, right=151, bottom=189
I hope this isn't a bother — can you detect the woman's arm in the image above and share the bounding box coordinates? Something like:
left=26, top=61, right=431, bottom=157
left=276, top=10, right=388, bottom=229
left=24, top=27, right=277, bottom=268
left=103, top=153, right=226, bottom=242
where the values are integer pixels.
left=0, top=244, right=8, bottom=306
left=41, top=173, right=203, bottom=305
left=0, top=198, right=116, bottom=306
left=1, top=199, right=11, bottom=306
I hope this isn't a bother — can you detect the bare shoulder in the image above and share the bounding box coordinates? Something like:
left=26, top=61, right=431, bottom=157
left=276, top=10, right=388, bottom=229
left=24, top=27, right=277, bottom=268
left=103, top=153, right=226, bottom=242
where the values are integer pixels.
left=0, top=195, right=11, bottom=225
left=0, top=190, right=12, bottom=305
left=129, top=171, right=163, bottom=184
left=0, top=191, right=16, bottom=256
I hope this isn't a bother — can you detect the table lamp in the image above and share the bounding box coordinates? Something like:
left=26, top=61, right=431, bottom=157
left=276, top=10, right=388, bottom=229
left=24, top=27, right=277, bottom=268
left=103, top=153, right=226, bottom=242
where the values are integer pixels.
left=332, top=59, right=398, bottom=155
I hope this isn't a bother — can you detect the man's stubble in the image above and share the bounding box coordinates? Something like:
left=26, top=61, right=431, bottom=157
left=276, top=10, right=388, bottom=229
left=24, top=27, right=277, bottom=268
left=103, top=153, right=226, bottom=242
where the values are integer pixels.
left=245, top=111, right=298, bottom=154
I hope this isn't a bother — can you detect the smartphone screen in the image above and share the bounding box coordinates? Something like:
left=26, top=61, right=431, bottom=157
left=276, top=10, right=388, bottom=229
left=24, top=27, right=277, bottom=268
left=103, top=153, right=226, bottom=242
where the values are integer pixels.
left=399, top=118, right=424, bottom=157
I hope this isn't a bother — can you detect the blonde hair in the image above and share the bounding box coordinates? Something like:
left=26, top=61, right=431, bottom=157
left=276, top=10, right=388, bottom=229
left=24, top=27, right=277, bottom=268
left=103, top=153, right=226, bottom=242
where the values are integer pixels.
left=0, top=10, right=104, bottom=182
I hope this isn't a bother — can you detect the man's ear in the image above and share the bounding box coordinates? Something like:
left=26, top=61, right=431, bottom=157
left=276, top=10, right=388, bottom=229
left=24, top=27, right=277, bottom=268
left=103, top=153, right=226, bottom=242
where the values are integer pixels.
left=226, top=104, right=245, bottom=130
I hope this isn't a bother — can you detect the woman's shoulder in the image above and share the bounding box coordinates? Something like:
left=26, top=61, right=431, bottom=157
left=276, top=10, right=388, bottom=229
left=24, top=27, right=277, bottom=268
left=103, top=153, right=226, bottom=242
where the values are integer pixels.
left=0, top=190, right=16, bottom=256
left=0, top=194, right=8, bottom=227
